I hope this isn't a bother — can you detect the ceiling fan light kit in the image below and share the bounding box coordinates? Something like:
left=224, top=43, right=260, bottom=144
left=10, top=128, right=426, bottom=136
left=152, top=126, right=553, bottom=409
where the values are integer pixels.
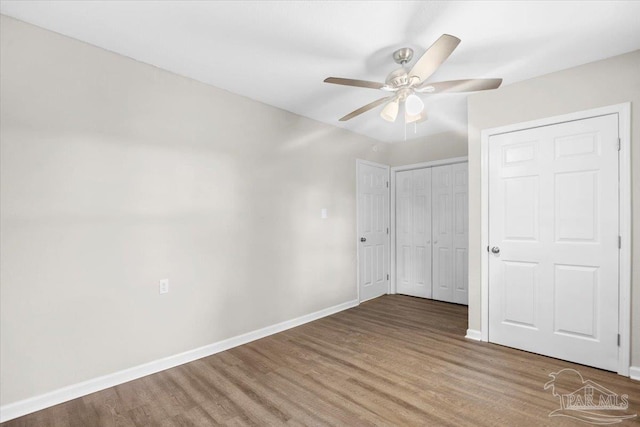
left=405, top=94, right=424, bottom=116
left=324, top=34, right=503, bottom=131
left=380, top=99, right=399, bottom=122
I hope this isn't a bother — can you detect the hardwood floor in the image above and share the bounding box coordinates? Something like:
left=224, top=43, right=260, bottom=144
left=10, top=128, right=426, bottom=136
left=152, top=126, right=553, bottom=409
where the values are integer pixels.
left=3, top=295, right=639, bottom=426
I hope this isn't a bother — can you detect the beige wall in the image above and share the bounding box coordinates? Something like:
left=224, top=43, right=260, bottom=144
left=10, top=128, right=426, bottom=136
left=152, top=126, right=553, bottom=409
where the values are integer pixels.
left=0, top=16, right=396, bottom=405
left=2, top=13, right=637, bottom=412
left=387, top=130, right=467, bottom=166
left=467, top=50, right=640, bottom=366
left=3, top=12, right=579, bottom=408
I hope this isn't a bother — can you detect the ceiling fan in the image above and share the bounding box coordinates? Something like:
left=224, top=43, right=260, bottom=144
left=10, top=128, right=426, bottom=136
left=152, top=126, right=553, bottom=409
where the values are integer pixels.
left=324, top=34, right=502, bottom=124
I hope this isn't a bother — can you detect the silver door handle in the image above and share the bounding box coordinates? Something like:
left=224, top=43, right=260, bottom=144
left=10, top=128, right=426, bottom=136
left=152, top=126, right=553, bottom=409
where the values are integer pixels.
left=491, top=246, right=500, bottom=254
left=360, top=237, right=367, bottom=242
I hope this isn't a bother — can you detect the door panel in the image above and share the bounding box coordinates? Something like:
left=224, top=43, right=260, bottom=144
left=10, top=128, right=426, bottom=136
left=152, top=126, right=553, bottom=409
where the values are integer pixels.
left=396, top=171, right=413, bottom=294
left=432, top=165, right=453, bottom=302
left=504, top=176, right=539, bottom=240
left=358, top=162, right=389, bottom=302
left=502, top=260, right=538, bottom=327
left=488, top=114, right=619, bottom=371
left=395, top=168, right=432, bottom=298
left=413, top=169, right=432, bottom=297
left=554, top=264, right=598, bottom=338
left=555, top=171, right=597, bottom=241
left=451, top=163, right=468, bottom=304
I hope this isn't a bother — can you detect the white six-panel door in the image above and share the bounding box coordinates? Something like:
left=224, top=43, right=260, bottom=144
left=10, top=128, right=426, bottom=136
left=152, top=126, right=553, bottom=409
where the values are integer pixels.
left=451, top=163, right=469, bottom=304
left=395, top=163, right=468, bottom=304
left=358, top=161, right=389, bottom=302
left=396, top=169, right=432, bottom=298
left=488, top=114, right=619, bottom=371
left=432, top=165, right=453, bottom=302
left=432, top=164, right=468, bottom=304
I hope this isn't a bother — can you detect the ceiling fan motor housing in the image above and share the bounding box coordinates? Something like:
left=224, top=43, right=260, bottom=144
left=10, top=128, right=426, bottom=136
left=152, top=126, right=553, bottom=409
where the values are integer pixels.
left=386, top=48, right=415, bottom=88
left=385, top=68, right=411, bottom=88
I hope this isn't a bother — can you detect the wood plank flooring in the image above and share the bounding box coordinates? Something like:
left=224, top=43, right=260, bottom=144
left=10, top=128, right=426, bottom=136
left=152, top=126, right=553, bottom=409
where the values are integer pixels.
left=3, top=295, right=639, bottom=426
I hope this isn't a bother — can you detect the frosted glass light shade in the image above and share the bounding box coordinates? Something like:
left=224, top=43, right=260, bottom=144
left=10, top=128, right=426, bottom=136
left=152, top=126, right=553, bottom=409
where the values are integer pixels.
left=380, top=99, right=399, bottom=122
left=405, top=94, right=424, bottom=116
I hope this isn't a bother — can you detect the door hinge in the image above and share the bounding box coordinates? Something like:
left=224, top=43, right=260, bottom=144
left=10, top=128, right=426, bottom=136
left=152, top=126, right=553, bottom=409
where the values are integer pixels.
left=387, top=227, right=389, bottom=234
left=386, top=181, right=389, bottom=188
left=617, top=334, right=620, bottom=346
left=618, top=235, right=622, bottom=249
left=387, top=274, right=390, bottom=281
left=617, top=137, right=621, bottom=151
left=487, top=245, right=490, bottom=252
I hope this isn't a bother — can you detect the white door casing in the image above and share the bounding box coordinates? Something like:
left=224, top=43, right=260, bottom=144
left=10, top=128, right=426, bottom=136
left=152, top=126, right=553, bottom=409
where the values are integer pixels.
left=396, top=168, right=432, bottom=298
left=357, top=160, right=389, bottom=302
left=487, top=114, right=619, bottom=371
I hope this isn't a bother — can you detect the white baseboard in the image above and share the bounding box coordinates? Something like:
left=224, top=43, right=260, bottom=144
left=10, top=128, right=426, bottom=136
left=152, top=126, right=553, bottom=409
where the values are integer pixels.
left=465, top=329, right=482, bottom=341
left=630, top=366, right=640, bottom=381
left=0, top=299, right=358, bottom=423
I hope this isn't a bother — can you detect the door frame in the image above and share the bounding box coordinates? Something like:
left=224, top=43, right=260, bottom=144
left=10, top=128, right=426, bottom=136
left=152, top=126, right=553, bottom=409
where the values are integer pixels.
left=356, top=159, right=391, bottom=303
left=390, top=157, right=468, bottom=295
left=479, top=103, right=631, bottom=376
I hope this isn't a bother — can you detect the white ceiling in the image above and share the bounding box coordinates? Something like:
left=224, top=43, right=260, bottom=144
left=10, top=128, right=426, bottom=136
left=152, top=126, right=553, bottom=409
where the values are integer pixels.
left=2, top=1, right=639, bottom=143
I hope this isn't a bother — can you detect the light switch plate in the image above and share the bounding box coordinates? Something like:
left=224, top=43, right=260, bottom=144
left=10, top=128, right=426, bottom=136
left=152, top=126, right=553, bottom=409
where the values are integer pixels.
left=321, top=208, right=328, bottom=219
left=159, top=279, right=169, bottom=294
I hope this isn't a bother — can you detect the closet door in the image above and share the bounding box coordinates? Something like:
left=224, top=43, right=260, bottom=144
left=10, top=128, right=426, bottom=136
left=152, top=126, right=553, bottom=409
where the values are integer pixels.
left=432, top=163, right=468, bottom=304
left=451, top=163, right=468, bottom=304
left=396, top=171, right=414, bottom=294
left=396, top=169, right=432, bottom=298
left=432, top=165, right=454, bottom=302
left=412, top=168, right=432, bottom=298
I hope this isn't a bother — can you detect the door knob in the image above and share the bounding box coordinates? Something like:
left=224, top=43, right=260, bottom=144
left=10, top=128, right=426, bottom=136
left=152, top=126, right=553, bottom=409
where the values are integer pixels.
left=360, top=237, right=367, bottom=242
left=491, top=246, right=500, bottom=254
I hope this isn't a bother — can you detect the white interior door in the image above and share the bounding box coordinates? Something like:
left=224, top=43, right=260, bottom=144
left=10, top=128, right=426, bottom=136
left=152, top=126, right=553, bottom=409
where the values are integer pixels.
left=358, top=161, right=389, bottom=302
left=488, top=114, right=619, bottom=371
left=396, top=168, right=432, bottom=298
left=432, top=163, right=468, bottom=304
left=432, top=165, right=454, bottom=302
left=451, top=163, right=469, bottom=305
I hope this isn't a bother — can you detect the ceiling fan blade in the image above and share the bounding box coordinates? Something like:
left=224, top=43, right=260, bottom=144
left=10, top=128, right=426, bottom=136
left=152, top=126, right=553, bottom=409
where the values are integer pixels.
left=405, top=111, right=428, bottom=124
left=339, top=96, right=394, bottom=121
left=417, top=78, right=503, bottom=93
left=408, top=34, right=461, bottom=83
left=324, top=77, right=386, bottom=90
